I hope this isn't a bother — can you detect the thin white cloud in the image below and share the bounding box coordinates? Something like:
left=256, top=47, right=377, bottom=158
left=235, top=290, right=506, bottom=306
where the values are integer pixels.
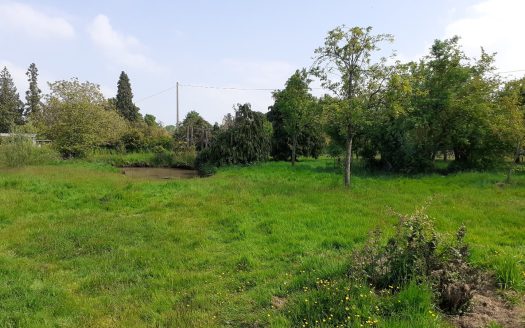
left=87, top=14, right=162, bottom=73
left=0, top=1, right=74, bottom=39
left=445, top=0, right=525, bottom=76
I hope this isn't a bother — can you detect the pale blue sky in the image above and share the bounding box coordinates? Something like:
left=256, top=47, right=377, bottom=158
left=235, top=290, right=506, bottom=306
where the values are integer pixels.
left=1, top=0, right=523, bottom=124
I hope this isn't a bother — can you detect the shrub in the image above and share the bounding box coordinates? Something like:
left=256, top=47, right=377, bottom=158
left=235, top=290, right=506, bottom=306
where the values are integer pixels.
left=350, top=208, right=478, bottom=314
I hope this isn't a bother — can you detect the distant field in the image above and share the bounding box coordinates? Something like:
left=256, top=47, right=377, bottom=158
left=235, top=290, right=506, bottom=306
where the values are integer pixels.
left=0, top=159, right=524, bottom=327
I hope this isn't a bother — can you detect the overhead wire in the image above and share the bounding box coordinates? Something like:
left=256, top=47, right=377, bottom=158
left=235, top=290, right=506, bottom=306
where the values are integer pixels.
left=136, top=68, right=525, bottom=103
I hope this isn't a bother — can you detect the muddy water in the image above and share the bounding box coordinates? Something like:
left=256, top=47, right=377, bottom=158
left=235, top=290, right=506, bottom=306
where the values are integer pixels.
left=122, top=167, right=198, bottom=180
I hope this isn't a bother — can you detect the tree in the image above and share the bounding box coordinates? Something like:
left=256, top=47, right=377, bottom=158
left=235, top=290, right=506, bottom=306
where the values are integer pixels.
left=0, top=66, right=24, bottom=132
left=174, top=111, right=212, bottom=151
left=198, top=103, right=272, bottom=166
left=116, top=71, right=140, bottom=121
left=37, top=78, right=126, bottom=157
left=144, top=114, right=157, bottom=127
left=25, top=63, right=42, bottom=119
left=312, top=26, right=394, bottom=187
left=269, top=69, right=319, bottom=165
left=498, top=77, right=525, bottom=182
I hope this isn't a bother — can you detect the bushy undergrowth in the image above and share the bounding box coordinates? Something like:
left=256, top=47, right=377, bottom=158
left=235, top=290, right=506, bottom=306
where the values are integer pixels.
left=351, top=208, right=478, bottom=314
left=0, top=136, right=59, bottom=167
left=285, top=208, right=480, bottom=327
left=88, top=147, right=196, bottom=169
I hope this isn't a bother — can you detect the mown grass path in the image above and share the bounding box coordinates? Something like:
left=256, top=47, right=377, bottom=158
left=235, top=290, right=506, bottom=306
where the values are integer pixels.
left=0, top=159, right=523, bottom=327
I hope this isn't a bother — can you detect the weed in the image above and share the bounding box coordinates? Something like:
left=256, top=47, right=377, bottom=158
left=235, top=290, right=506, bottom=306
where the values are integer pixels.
left=492, top=257, right=524, bottom=291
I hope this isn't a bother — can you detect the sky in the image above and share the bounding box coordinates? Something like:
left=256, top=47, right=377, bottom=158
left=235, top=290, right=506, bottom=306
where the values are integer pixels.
left=1, top=0, right=524, bottom=125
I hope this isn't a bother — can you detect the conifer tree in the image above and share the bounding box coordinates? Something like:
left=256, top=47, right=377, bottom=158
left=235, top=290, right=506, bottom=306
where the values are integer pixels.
left=25, top=63, right=42, bottom=118
left=0, top=66, right=23, bottom=132
left=116, top=71, right=140, bottom=121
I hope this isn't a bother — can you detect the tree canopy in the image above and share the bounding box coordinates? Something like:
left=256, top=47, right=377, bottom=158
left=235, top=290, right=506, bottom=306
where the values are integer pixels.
left=312, top=25, right=394, bottom=187
left=36, top=78, right=126, bottom=157
left=269, top=69, right=322, bottom=164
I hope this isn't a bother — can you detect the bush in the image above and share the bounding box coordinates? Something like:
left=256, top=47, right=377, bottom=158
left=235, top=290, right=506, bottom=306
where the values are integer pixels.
left=350, top=208, right=478, bottom=314
left=0, top=135, right=59, bottom=167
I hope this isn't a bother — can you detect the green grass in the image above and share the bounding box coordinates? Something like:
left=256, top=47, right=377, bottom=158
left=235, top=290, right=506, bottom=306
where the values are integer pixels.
left=0, top=158, right=524, bottom=327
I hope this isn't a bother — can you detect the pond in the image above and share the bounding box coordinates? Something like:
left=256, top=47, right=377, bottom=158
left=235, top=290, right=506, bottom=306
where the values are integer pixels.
left=122, top=167, right=198, bottom=180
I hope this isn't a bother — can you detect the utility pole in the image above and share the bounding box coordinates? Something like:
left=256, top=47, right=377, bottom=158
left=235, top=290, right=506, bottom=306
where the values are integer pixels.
left=176, top=81, right=179, bottom=126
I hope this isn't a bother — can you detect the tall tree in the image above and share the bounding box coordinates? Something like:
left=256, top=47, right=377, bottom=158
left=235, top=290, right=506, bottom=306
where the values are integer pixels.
left=0, top=66, right=23, bottom=132
left=25, top=63, right=42, bottom=119
left=312, top=26, right=394, bottom=187
left=270, top=69, right=315, bottom=165
left=116, top=71, right=140, bottom=121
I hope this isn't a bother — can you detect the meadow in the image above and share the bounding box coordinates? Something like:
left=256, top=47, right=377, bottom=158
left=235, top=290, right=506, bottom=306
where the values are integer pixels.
left=0, top=159, right=524, bottom=327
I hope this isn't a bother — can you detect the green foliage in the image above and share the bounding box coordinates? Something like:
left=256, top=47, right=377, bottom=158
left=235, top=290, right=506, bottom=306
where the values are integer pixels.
left=202, top=103, right=272, bottom=167
left=269, top=70, right=323, bottom=164
left=351, top=208, right=478, bottom=314
left=356, top=38, right=519, bottom=173
left=174, top=111, right=212, bottom=151
left=0, top=159, right=524, bottom=326
left=120, top=121, right=172, bottom=152
left=285, top=277, right=443, bottom=328
left=492, top=257, right=524, bottom=291
left=0, top=66, right=24, bottom=132
left=24, top=63, right=42, bottom=119
left=0, top=135, right=59, bottom=167
left=36, top=78, right=127, bottom=157
left=88, top=148, right=196, bottom=169
left=115, top=71, right=140, bottom=122
left=312, top=26, right=394, bottom=186
left=144, top=113, right=157, bottom=127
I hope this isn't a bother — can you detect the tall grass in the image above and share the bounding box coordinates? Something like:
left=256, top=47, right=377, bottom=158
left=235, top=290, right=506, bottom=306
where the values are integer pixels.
left=493, top=257, right=524, bottom=290
left=0, top=135, right=59, bottom=167
left=87, top=148, right=196, bottom=168
left=0, top=158, right=523, bottom=327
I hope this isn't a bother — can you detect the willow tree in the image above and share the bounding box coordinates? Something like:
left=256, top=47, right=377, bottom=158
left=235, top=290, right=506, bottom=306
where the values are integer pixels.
left=312, top=26, right=394, bottom=187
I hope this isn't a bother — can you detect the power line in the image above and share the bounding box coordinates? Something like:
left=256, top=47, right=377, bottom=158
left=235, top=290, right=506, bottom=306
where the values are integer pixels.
left=137, top=82, right=325, bottom=103
left=136, top=86, right=177, bottom=102
left=498, top=69, right=525, bottom=74
left=137, top=68, right=525, bottom=103
left=180, top=83, right=276, bottom=91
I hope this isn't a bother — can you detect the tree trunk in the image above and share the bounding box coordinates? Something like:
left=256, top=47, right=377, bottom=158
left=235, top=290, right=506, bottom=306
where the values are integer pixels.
left=506, top=141, right=521, bottom=184
left=291, top=135, right=297, bottom=166
left=344, top=133, right=354, bottom=188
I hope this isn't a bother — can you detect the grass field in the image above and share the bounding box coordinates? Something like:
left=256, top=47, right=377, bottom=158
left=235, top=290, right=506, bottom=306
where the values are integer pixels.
left=0, top=159, right=524, bottom=327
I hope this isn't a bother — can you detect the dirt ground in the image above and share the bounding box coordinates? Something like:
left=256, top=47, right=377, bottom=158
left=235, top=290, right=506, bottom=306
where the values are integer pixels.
left=449, top=289, right=525, bottom=328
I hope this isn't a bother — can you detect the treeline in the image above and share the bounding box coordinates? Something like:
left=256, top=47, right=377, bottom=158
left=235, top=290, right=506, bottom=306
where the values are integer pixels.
left=0, top=67, right=171, bottom=157
left=194, top=32, right=525, bottom=184
left=1, top=25, right=524, bottom=185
